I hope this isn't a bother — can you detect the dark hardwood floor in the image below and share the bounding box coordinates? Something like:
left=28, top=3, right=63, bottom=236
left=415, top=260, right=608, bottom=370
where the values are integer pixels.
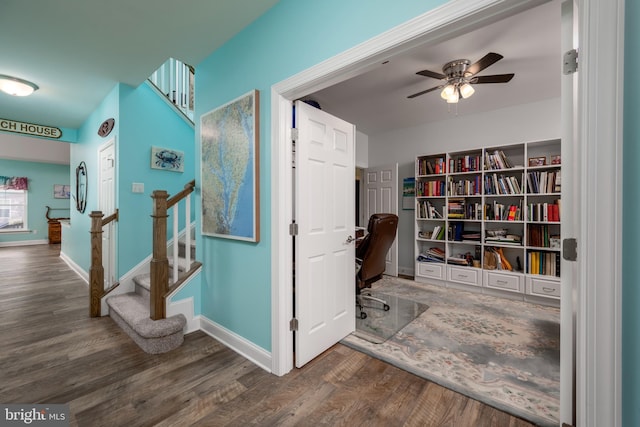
left=0, top=244, right=535, bottom=426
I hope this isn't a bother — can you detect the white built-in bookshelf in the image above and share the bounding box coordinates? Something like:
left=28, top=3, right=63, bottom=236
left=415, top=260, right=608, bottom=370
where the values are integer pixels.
left=414, top=139, right=562, bottom=305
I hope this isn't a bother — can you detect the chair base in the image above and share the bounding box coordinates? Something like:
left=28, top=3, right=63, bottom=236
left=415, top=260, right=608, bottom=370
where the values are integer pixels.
left=356, top=292, right=390, bottom=319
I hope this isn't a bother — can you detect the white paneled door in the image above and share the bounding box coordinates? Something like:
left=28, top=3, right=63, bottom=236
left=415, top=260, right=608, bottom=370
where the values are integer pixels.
left=294, top=101, right=356, bottom=367
left=98, top=139, right=116, bottom=288
left=364, top=163, right=398, bottom=276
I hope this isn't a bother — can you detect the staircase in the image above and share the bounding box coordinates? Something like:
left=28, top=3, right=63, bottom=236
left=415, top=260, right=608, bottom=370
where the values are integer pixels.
left=90, top=180, right=198, bottom=354
left=147, top=58, right=194, bottom=124
left=106, top=233, right=195, bottom=354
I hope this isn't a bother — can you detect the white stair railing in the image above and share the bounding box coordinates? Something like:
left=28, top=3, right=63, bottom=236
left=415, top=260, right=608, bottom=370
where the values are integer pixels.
left=150, top=180, right=196, bottom=320
left=171, top=193, right=192, bottom=284
left=149, top=58, right=194, bottom=122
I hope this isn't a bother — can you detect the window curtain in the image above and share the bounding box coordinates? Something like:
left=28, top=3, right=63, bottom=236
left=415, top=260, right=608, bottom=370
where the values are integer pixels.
left=0, top=176, right=28, bottom=190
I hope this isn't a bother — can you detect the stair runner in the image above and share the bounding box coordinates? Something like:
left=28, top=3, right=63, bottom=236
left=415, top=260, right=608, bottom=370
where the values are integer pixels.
left=106, top=238, right=195, bottom=354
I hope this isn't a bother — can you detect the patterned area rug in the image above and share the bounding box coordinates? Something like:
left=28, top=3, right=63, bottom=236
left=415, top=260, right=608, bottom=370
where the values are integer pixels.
left=341, top=276, right=560, bottom=427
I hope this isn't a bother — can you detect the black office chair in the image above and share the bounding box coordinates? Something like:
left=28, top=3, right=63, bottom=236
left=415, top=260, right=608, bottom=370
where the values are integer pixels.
left=356, top=213, right=398, bottom=319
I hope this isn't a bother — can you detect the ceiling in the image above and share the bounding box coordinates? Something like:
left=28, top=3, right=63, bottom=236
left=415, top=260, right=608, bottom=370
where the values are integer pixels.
left=0, top=0, right=279, bottom=130
left=308, top=0, right=561, bottom=135
left=0, top=0, right=560, bottom=139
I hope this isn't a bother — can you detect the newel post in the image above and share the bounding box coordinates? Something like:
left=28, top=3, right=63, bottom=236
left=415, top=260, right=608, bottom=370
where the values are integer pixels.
left=89, top=211, right=104, bottom=317
left=150, top=190, right=169, bottom=320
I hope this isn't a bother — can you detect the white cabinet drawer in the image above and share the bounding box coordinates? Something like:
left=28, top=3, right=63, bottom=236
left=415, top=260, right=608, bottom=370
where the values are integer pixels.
left=484, top=271, right=523, bottom=293
left=417, top=262, right=444, bottom=279
left=527, top=276, right=561, bottom=299
left=448, top=266, right=481, bottom=287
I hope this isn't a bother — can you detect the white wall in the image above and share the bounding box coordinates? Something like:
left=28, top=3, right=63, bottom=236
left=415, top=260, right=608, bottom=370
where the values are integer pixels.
left=368, top=97, right=561, bottom=275
left=0, top=133, right=70, bottom=165
left=355, top=130, right=368, bottom=168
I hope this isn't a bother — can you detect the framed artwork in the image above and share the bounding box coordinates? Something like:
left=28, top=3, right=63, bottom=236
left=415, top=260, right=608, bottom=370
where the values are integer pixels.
left=550, top=154, right=561, bottom=165
left=201, top=89, right=260, bottom=242
left=53, top=184, right=71, bottom=199
left=151, top=146, right=184, bottom=172
left=528, top=156, right=546, bottom=167
left=402, top=177, right=415, bottom=210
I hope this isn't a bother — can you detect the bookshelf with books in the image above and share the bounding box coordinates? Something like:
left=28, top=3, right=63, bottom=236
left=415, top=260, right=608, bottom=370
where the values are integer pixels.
left=414, top=153, right=448, bottom=280
left=414, top=139, right=561, bottom=305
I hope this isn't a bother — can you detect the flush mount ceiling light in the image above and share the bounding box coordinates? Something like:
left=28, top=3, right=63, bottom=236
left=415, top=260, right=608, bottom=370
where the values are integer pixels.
left=0, top=74, right=39, bottom=97
left=408, top=52, right=514, bottom=104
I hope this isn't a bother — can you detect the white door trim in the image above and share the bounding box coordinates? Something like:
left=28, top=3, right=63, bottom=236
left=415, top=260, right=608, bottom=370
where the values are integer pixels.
left=270, top=1, right=623, bottom=425
left=575, top=0, right=624, bottom=425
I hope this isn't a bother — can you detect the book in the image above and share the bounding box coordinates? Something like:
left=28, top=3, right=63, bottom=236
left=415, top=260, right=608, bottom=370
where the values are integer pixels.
left=551, top=203, right=559, bottom=222
left=453, top=222, right=464, bottom=241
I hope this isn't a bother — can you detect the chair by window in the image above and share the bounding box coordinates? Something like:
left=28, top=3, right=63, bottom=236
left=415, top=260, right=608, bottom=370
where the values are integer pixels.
left=355, top=213, right=398, bottom=319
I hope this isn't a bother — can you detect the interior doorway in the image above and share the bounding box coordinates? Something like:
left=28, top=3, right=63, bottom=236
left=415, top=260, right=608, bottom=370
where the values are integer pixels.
left=271, top=0, right=624, bottom=425
left=98, top=139, right=117, bottom=287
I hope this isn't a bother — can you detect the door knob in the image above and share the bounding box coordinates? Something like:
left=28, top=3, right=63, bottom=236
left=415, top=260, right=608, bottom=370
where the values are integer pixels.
left=345, top=235, right=355, bottom=244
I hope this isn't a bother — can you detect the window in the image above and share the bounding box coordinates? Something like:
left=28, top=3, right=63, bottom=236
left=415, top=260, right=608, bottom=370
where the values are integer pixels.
left=0, top=189, right=27, bottom=231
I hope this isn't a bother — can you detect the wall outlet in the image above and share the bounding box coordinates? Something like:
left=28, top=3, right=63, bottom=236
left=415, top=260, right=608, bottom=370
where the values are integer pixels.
left=32, top=229, right=37, bottom=234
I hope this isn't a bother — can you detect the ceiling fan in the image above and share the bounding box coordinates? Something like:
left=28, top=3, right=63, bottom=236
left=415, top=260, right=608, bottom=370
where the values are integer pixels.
left=407, top=52, right=514, bottom=103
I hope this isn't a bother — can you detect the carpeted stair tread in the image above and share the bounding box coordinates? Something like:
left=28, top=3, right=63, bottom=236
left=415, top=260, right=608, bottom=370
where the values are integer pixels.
left=134, top=273, right=151, bottom=293
left=107, top=293, right=185, bottom=338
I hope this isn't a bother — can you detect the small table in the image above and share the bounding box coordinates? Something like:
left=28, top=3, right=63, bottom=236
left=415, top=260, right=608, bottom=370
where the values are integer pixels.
left=48, top=220, right=62, bottom=244
left=45, top=206, right=70, bottom=244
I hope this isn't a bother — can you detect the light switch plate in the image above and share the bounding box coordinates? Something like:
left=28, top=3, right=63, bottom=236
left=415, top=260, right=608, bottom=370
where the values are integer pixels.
left=132, top=182, right=144, bottom=193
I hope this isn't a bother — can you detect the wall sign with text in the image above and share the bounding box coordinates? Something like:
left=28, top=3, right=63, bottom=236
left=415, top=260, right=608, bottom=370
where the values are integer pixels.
left=0, top=118, right=62, bottom=139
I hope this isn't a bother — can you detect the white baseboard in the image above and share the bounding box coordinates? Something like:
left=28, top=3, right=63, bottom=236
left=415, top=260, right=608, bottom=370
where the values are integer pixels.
left=199, top=316, right=272, bottom=373
left=59, top=250, right=89, bottom=284
left=0, top=239, right=48, bottom=247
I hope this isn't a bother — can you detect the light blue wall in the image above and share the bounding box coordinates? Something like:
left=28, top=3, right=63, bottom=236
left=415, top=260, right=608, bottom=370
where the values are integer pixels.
left=62, top=85, right=120, bottom=270
left=623, top=1, right=639, bottom=425
left=118, top=82, right=195, bottom=274
left=63, top=82, right=195, bottom=280
left=195, top=0, right=447, bottom=351
left=0, top=159, right=69, bottom=244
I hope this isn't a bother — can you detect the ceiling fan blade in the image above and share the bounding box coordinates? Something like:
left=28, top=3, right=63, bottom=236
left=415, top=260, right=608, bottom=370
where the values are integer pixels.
left=407, top=85, right=441, bottom=99
left=466, top=52, right=504, bottom=76
left=471, top=73, right=515, bottom=84
left=416, top=69, right=446, bottom=80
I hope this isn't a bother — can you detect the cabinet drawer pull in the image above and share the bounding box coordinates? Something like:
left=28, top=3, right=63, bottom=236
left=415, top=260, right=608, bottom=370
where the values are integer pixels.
left=457, top=274, right=468, bottom=278
left=496, top=280, right=508, bottom=285
left=542, top=287, right=555, bottom=293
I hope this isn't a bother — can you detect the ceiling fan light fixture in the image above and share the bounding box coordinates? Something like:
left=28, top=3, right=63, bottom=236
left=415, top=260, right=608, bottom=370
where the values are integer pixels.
left=0, top=74, right=39, bottom=97
left=446, top=89, right=459, bottom=104
left=440, top=84, right=456, bottom=100
left=459, top=82, right=475, bottom=99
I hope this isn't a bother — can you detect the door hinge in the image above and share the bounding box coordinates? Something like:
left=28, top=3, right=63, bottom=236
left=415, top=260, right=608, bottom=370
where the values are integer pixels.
left=563, top=238, right=577, bottom=261
left=563, top=49, right=578, bottom=75
left=289, top=223, right=298, bottom=236
left=291, top=128, right=298, bottom=141
left=292, top=138, right=296, bottom=169
left=289, top=318, right=298, bottom=331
